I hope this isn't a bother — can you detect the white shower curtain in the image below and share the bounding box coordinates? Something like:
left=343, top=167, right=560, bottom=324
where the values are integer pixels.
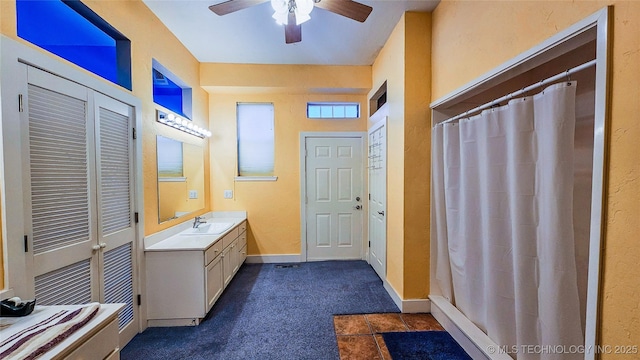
left=432, top=82, right=584, bottom=359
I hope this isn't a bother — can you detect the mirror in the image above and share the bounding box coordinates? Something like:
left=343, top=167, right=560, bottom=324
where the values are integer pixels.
left=157, top=135, right=205, bottom=223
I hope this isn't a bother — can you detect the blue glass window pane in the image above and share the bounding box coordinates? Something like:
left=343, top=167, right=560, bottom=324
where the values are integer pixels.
left=17, top=0, right=121, bottom=85
left=153, top=72, right=186, bottom=118
left=308, top=105, right=321, bottom=118
left=345, top=105, right=359, bottom=118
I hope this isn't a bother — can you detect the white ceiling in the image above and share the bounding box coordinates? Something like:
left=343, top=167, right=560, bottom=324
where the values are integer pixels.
left=142, top=0, right=440, bottom=65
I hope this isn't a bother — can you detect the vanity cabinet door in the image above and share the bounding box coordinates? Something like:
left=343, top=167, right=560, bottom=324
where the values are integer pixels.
left=222, top=246, right=234, bottom=288
left=205, top=255, right=223, bottom=312
left=231, top=238, right=241, bottom=275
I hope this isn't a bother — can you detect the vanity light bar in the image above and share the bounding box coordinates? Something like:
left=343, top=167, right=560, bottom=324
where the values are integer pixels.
left=156, top=110, right=212, bottom=138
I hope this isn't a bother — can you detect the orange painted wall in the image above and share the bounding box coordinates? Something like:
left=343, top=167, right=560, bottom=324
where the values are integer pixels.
left=368, top=12, right=431, bottom=300
left=432, top=0, right=640, bottom=353
left=0, top=0, right=211, bottom=236
left=369, top=15, right=406, bottom=297
left=206, top=89, right=368, bottom=256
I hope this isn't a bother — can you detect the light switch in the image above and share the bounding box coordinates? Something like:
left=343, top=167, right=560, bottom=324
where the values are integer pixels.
left=188, top=190, right=198, bottom=199
left=224, top=190, right=233, bottom=199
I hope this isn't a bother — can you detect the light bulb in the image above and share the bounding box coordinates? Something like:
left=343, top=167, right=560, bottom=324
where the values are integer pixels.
left=271, top=0, right=289, bottom=25
left=168, top=113, right=175, bottom=121
left=295, top=0, right=314, bottom=25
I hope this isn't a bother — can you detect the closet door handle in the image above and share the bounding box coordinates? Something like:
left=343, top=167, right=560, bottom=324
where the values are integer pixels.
left=377, top=211, right=385, bottom=216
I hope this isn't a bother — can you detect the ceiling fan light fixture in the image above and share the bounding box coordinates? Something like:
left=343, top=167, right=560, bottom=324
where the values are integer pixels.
left=271, top=0, right=288, bottom=24
left=272, top=11, right=288, bottom=25
left=271, top=0, right=314, bottom=26
left=294, top=0, right=314, bottom=25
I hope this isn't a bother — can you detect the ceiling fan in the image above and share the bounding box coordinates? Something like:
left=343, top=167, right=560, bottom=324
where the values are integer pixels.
left=209, top=0, right=373, bottom=44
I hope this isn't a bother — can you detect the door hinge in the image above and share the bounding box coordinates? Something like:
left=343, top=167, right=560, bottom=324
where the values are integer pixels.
left=134, top=212, right=139, bottom=223
left=18, top=94, right=24, bottom=112
left=369, top=193, right=371, bottom=200
left=132, top=127, right=137, bottom=139
left=24, top=235, right=28, bottom=252
left=137, top=294, right=142, bottom=306
left=368, top=241, right=371, bottom=248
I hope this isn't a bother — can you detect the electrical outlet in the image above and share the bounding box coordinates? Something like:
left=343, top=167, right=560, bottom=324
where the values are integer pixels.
left=189, top=190, right=198, bottom=199
left=224, top=190, right=233, bottom=199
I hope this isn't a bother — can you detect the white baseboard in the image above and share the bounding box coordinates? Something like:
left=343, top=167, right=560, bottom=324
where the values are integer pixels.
left=430, top=295, right=510, bottom=360
left=245, top=254, right=301, bottom=264
left=383, top=280, right=431, bottom=313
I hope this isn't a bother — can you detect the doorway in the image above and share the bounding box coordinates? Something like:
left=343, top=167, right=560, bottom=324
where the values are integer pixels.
left=300, top=133, right=366, bottom=261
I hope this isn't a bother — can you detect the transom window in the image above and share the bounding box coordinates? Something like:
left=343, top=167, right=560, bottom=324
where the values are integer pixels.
left=152, top=60, right=192, bottom=119
left=17, top=0, right=132, bottom=90
left=307, top=103, right=359, bottom=119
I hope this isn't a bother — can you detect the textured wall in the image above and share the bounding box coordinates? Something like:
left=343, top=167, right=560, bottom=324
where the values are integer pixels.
left=432, top=0, right=640, bottom=353
left=368, top=12, right=432, bottom=300
left=369, top=15, right=407, bottom=297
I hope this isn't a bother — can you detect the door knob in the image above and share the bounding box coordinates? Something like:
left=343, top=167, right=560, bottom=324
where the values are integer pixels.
left=377, top=211, right=385, bottom=216
left=354, top=205, right=362, bottom=210
left=356, top=196, right=361, bottom=202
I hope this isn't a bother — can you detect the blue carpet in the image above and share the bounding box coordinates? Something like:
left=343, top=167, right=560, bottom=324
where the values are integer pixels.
left=382, top=331, right=472, bottom=360
left=122, top=261, right=398, bottom=360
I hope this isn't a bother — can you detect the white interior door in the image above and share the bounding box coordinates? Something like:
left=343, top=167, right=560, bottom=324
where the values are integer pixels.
left=94, top=93, right=138, bottom=345
left=305, top=137, right=363, bottom=260
left=25, top=67, right=98, bottom=305
left=368, top=120, right=387, bottom=280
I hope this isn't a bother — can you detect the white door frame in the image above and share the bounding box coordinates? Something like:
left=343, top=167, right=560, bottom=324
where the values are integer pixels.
left=299, top=132, right=367, bottom=262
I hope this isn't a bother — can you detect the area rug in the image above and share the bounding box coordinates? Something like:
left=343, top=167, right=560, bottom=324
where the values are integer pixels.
left=381, top=331, right=472, bottom=360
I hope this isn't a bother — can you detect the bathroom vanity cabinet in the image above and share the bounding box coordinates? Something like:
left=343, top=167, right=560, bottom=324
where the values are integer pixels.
left=145, top=219, right=247, bottom=327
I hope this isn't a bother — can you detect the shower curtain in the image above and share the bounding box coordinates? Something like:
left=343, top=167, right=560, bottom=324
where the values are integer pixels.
left=432, top=82, right=584, bottom=359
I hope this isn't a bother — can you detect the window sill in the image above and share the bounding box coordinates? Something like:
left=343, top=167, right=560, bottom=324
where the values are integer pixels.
left=234, top=176, right=278, bottom=182
left=158, top=177, right=187, bottom=182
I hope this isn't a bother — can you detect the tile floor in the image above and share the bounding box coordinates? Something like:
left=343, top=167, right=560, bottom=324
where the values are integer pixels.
left=333, top=313, right=445, bottom=360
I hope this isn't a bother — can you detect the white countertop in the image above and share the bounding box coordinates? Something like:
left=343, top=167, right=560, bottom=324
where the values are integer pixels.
left=145, top=213, right=246, bottom=252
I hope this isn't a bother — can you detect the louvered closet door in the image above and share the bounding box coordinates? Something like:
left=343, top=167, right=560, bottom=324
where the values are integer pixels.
left=25, top=67, right=99, bottom=305
left=94, top=93, right=138, bottom=344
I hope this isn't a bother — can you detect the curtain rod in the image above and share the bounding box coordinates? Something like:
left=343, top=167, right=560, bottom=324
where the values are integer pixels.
left=439, top=59, right=597, bottom=126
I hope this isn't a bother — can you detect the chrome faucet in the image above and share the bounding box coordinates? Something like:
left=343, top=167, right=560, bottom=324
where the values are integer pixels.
left=193, top=216, right=207, bottom=228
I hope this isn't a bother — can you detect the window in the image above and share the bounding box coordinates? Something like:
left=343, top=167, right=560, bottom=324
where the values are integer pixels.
left=17, top=0, right=132, bottom=90
left=152, top=60, right=192, bottom=119
left=157, top=136, right=184, bottom=179
left=307, top=103, right=359, bottom=119
left=236, top=103, right=276, bottom=179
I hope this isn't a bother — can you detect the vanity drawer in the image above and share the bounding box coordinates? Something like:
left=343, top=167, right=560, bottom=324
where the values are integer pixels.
left=238, top=231, right=247, bottom=249
left=205, top=241, right=223, bottom=265
left=222, top=227, right=239, bottom=249
left=238, top=221, right=247, bottom=234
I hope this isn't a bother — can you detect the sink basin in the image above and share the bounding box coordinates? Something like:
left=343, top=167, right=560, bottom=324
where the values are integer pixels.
left=180, top=222, right=234, bottom=236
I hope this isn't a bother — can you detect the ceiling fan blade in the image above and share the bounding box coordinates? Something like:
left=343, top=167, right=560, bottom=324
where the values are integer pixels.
left=285, top=12, right=302, bottom=44
left=208, top=0, right=268, bottom=16
left=314, top=0, right=372, bottom=23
